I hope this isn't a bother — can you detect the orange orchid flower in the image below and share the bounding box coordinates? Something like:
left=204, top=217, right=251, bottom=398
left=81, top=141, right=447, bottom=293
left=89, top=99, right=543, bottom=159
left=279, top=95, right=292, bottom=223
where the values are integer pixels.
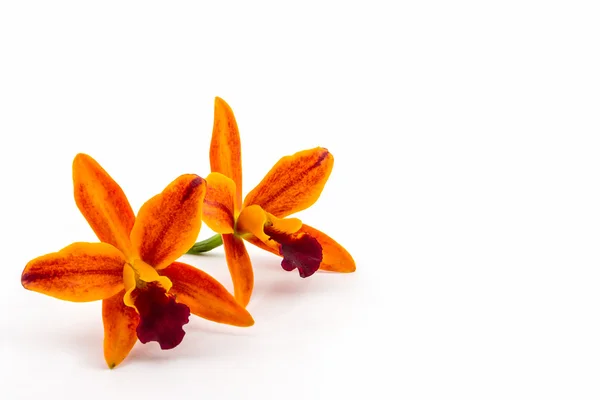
left=21, top=154, right=253, bottom=368
left=188, top=97, right=355, bottom=307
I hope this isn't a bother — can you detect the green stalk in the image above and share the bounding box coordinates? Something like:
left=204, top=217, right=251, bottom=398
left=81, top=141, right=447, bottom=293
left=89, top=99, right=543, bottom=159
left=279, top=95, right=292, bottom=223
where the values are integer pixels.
left=186, top=234, right=224, bottom=254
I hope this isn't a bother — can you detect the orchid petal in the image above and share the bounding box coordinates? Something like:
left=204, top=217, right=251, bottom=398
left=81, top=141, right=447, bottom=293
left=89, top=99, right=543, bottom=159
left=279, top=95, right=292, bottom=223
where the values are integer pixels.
left=243, top=147, right=333, bottom=218
left=130, top=174, right=206, bottom=270
left=161, top=262, right=254, bottom=326
left=22, top=242, right=125, bottom=302
left=73, top=154, right=135, bottom=258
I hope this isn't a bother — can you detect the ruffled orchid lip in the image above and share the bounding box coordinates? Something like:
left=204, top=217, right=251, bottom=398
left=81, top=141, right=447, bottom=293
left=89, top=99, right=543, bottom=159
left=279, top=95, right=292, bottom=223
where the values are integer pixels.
left=233, top=204, right=324, bottom=278
left=122, top=261, right=190, bottom=350
left=266, top=229, right=323, bottom=278
left=133, top=283, right=190, bottom=350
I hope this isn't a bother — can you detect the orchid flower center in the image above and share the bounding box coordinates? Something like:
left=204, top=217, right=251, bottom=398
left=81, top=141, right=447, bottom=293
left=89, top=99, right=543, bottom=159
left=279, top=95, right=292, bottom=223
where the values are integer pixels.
left=123, top=260, right=190, bottom=350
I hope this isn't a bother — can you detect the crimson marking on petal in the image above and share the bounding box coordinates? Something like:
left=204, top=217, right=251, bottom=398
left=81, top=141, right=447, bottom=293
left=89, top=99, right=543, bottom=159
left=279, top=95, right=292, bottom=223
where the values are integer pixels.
left=21, top=268, right=122, bottom=284
left=267, top=230, right=323, bottom=278
left=133, top=283, right=190, bottom=350
left=140, top=176, right=205, bottom=267
left=205, top=199, right=235, bottom=223
left=181, top=176, right=204, bottom=202
left=313, top=149, right=329, bottom=167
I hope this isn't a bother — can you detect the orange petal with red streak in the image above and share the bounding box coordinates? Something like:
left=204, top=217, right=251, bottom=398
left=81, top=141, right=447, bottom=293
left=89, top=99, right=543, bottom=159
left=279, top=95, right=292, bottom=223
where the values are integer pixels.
left=203, top=172, right=236, bottom=234
left=130, top=174, right=206, bottom=270
left=73, top=153, right=135, bottom=258
left=22, top=242, right=126, bottom=302
left=210, top=97, right=243, bottom=209
left=102, top=290, right=139, bottom=369
left=160, top=262, right=254, bottom=326
left=222, top=233, right=253, bottom=307
left=299, top=224, right=356, bottom=272
left=243, top=147, right=334, bottom=218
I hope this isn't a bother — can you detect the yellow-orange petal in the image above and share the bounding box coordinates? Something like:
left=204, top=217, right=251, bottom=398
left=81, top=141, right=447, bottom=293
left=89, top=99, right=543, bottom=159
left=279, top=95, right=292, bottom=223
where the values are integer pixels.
left=222, top=234, right=253, bottom=307
left=236, top=204, right=302, bottom=247
left=235, top=204, right=269, bottom=243
left=160, top=262, right=254, bottom=327
left=210, top=97, right=243, bottom=210
left=73, top=154, right=135, bottom=258
left=130, top=174, right=206, bottom=270
left=244, top=234, right=278, bottom=255
left=203, top=172, right=236, bottom=234
left=102, top=290, right=139, bottom=369
left=243, top=147, right=334, bottom=218
left=298, top=224, right=356, bottom=272
left=22, top=242, right=126, bottom=302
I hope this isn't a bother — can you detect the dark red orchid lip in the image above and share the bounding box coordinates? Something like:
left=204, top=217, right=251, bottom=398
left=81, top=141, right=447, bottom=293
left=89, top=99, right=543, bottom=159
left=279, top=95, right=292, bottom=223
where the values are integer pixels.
left=267, top=229, right=323, bottom=278
left=133, top=283, right=190, bottom=350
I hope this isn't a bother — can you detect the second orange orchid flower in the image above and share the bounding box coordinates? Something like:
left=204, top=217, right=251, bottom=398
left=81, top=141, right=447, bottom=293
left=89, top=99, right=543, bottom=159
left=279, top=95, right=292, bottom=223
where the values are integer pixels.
left=188, top=97, right=356, bottom=307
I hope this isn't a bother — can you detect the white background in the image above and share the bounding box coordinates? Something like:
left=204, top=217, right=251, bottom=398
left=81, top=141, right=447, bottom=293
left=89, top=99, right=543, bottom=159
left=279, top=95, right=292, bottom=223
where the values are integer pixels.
left=1, top=1, right=600, bottom=399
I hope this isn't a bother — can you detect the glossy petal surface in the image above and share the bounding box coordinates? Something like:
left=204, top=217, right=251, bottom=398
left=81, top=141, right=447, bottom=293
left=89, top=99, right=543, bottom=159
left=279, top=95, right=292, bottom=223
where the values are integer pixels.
left=102, top=290, right=139, bottom=369
left=22, top=242, right=125, bottom=302
left=202, top=172, right=236, bottom=234
left=210, top=97, right=243, bottom=209
left=161, top=262, right=254, bottom=326
left=131, top=174, right=206, bottom=269
left=73, top=154, right=135, bottom=258
left=243, top=147, right=333, bottom=218
left=222, top=234, right=253, bottom=307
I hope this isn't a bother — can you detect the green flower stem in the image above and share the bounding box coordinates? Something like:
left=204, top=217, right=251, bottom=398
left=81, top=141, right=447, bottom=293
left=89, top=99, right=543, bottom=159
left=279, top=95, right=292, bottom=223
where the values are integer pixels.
left=186, top=234, right=224, bottom=254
